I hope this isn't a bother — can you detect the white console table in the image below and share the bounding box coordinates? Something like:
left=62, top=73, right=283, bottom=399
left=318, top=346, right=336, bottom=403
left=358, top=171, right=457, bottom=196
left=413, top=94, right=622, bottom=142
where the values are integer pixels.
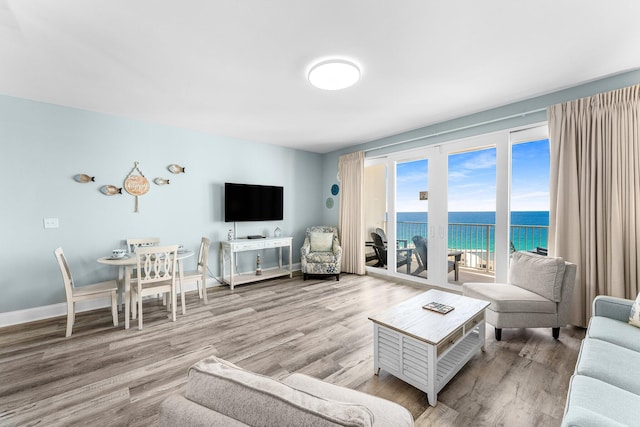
left=220, top=237, right=293, bottom=290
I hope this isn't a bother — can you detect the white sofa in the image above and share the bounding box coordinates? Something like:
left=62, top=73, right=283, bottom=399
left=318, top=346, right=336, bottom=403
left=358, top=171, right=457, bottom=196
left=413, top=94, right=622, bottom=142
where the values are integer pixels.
left=160, top=356, right=413, bottom=427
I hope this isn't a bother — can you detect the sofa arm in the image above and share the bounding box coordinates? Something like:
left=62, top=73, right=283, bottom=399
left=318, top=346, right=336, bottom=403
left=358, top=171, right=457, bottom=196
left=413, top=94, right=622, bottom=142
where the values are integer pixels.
left=159, top=395, right=247, bottom=427
left=592, top=295, right=633, bottom=322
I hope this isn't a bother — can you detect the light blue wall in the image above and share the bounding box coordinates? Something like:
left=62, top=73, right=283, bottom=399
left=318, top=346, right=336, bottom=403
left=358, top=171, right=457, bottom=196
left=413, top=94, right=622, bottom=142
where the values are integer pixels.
left=0, top=95, right=323, bottom=313
left=321, top=69, right=640, bottom=226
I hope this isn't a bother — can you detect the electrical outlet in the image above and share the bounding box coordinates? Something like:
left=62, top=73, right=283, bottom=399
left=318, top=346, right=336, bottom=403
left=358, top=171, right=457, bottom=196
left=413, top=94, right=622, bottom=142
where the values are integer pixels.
left=43, top=218, right=59, bottom=229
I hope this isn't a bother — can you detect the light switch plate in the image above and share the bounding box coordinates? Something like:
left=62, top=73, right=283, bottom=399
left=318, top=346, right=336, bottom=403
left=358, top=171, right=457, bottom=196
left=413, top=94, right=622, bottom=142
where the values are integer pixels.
left=44, top=218, right=59, bottom=229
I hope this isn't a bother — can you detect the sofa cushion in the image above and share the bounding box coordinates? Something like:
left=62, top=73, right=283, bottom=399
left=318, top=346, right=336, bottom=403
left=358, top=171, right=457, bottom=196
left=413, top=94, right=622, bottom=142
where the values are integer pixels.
left=574, top=338, right=640, bottom=395
left=186, top=356, right=374, bottom=427
left=283, top=373, right=413, bottom=427
left=509, top=251, right=565, bottom=302
left=587, top=316, right=640, bottom=353
left=462, top=283, right=557, bottom=314
left=561, top=375, right=640, bottom=427
left=310, top=232, right=334, bottom=252
left=628, top=292, right=640, bottom=328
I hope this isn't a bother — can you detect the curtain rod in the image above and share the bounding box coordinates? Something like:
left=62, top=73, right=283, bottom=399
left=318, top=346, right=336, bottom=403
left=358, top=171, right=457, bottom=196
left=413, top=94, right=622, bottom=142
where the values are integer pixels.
left=364, top=107, right=547, bottom=153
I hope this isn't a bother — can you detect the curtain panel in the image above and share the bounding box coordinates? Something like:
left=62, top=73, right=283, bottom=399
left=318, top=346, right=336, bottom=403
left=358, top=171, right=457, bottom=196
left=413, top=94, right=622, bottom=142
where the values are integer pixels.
left=548, top=84, right=640, bottom=327
left=338, top=151, right=366, bottom=275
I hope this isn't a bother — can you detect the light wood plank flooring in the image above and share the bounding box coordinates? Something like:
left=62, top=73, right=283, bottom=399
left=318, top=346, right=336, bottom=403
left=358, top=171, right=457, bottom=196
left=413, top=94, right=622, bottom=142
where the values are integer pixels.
left=0, top=273, right=585, bottom=426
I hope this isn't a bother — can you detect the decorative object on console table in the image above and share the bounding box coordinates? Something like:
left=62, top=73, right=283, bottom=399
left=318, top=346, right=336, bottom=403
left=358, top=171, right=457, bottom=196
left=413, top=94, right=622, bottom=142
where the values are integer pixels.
left=227, top=229, right=234, bottom=241
left=274, top=227, right=281, bottom=237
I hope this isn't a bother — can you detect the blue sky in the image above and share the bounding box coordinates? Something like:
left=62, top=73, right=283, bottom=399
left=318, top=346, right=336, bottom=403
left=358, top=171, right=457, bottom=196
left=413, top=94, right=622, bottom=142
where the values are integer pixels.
left=396, top=139, right=550, bottom=212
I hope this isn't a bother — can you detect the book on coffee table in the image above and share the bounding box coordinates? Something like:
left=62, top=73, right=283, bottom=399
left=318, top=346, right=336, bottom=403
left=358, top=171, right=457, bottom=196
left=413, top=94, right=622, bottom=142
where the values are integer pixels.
left=422, top=301, right=455, bottom=314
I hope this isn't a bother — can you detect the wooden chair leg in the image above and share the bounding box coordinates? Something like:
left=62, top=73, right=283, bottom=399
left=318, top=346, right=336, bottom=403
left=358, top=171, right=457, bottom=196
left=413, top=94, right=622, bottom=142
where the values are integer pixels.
left=335, top=274, right=340, bottom=281
left=552, top=327, right=560, bottom=339
left=495, top=328, right=502, bottom=341
left=111, top=291, right=118, bottom=327
left=131, top=290, right=137, bottom=319
left=202, top=274, right=208, bottom=304
left=171, top=289, right=177, bottom=322
left=66, top=301, right=74, bottom=337
left=138, top=294, right=143, bottom=330
left=179, top=280, right=186, bottom=315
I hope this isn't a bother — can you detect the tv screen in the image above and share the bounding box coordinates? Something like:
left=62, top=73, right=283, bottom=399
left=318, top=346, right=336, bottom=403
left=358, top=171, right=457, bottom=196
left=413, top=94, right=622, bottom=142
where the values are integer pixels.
left=224, top=182, right=283, bottom=222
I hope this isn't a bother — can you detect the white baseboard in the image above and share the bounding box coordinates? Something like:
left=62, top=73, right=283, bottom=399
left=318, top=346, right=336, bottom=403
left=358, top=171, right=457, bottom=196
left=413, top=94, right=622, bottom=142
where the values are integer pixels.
left=0, top=277, right=221, bottom=328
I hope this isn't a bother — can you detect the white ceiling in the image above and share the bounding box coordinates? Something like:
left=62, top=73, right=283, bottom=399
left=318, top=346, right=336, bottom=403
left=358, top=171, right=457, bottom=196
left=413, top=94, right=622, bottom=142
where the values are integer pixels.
left=1, top=1, right=640, bottom=153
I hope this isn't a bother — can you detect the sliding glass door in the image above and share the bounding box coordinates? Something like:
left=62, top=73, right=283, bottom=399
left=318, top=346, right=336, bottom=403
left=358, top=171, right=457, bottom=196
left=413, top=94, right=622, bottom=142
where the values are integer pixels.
left=447, top=145, right=497, bottom=283
left=365, top=123, right=549, bottom=288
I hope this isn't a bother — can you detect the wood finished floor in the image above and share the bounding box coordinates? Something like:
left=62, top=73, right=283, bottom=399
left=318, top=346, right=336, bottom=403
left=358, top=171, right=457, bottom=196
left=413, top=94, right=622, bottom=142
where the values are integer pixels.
left=0, top=273, right=585, bottom=426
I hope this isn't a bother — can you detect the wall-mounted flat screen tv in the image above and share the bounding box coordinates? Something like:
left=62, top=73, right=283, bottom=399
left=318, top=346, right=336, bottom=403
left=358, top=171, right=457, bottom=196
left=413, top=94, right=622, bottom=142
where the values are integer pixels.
left=224, top=182, right=284, bottom=222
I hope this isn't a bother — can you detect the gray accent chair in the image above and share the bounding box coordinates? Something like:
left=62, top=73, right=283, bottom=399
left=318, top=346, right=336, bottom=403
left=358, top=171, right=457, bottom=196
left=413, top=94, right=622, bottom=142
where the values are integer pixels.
left=160, top=356, right=414, bottom=427
left=300, top=226, right=342, bottom=281
left=462, top=251, right=576, bottom=341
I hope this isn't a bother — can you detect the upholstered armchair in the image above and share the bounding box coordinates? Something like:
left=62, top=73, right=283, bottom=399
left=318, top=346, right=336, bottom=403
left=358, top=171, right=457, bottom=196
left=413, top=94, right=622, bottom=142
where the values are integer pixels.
left=462, top=251, right=576, bottom=341
left=300, top=226, right=342, bottom=281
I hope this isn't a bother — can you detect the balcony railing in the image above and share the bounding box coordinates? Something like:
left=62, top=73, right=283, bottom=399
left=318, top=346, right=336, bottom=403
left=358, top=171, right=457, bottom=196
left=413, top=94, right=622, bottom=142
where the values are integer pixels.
left=394, top=221, right=548, bottom=273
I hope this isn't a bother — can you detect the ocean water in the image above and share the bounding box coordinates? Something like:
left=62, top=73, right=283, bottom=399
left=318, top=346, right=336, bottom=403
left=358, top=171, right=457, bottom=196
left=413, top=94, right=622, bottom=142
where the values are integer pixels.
left=397, top=211, right=549, bottom=226
left=396, top=211, right=549, bottom=251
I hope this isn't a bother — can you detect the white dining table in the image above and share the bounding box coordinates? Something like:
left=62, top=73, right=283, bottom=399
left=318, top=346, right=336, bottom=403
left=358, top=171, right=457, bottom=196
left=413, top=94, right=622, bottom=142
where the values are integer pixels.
left=97, top=249, right=194, bottom=329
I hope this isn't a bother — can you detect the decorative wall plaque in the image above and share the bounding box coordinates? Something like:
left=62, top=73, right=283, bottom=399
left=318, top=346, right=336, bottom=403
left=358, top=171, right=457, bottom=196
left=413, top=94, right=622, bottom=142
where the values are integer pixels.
left=124, top=162, right=150, bottom=212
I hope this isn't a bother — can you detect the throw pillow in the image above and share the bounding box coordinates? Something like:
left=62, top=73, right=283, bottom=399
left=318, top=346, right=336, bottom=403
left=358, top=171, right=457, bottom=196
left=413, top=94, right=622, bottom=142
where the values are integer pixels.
left=629, top=292, right=640, bottom=328
left=310, top=232, right=334, bottom=252
left=509, top=251, right=565, bottom=302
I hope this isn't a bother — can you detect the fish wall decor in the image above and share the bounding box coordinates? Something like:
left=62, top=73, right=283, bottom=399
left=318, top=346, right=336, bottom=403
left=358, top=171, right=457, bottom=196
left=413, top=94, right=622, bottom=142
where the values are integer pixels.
left=74, top=174, right=95, bottom=183
left=100, top=185, right=122, bottom=195
left=168, top=164, right=185, bottom=174
left=153, top=177, right=170, bottom=185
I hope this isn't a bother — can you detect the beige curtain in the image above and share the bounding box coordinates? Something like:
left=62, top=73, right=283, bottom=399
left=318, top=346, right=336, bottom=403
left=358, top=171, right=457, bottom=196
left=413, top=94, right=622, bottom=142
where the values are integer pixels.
left=338, top=151, right=366, bottom=275
left=548, top=84, right=640, bottom=327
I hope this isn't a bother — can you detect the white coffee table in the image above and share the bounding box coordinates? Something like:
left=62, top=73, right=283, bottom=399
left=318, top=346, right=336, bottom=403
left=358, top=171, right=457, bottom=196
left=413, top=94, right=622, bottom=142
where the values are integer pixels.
left=368, top=289, right=489, bottom=406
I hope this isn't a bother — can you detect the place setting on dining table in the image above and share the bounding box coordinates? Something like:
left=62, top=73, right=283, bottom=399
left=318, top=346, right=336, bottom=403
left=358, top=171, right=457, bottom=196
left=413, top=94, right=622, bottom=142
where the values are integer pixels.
left=97, top=241, right=195, bottom=330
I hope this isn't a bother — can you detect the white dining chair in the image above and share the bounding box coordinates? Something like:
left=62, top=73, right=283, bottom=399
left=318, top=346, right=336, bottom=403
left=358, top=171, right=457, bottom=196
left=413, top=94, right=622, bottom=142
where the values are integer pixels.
left=126, top=237, right=160, bottom=254
left=54, top=248, right=118, bottom=337
left=181, top=237, right=210, bottom=304
left=130, top=245, right=179, bottom=330
left=125, top=237, right=161, bottom=304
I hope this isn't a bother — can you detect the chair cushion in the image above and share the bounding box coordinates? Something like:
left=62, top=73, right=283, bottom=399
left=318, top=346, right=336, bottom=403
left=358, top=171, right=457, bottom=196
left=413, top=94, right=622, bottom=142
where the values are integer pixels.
left=306, top=252, right=339, bottom=263
left=509, top=251, right=565, bottom=302
left=628, top=292, right=640, bottom=328
left=186, top=356, right=373, bottom=427
left=462, top=283, right=557, bottom=314
left=574, top=338, right=640, bottom=395
left=310, top=232, right=334, bottom=252
left=587, top=316, right=640, bottom=353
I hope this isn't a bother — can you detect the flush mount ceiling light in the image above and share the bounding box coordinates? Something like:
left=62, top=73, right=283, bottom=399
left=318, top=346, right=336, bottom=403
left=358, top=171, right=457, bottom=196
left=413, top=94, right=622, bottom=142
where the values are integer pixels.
left=308, top=60, right=360, bottom=90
